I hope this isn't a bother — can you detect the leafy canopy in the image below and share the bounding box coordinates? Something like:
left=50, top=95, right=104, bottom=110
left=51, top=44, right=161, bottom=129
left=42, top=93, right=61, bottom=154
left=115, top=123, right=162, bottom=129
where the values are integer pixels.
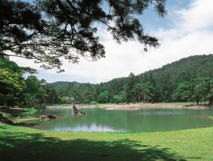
left=0, top=0, right=166, bottom=71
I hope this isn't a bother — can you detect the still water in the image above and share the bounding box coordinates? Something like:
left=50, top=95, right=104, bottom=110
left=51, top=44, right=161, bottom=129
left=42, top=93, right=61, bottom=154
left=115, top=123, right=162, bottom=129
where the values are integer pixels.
left=29, top=108, right=213, bottom=132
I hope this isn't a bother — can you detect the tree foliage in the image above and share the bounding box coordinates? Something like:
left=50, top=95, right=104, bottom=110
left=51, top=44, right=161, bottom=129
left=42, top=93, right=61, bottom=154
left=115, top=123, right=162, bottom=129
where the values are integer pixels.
left=51, top=55, right=213, bottom=105
left=3, top=55, right=213, bottom=107
left=0, top=58, right=59, bottom=107
left=0, top=0, right=166, bottom=71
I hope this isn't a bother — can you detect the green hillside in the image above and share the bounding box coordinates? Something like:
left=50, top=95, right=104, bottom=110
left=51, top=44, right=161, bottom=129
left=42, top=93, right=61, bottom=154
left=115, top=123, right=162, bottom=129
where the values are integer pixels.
left=51, top=54, right=213, bottom=104
left=140, top=54, right=213, bottom=85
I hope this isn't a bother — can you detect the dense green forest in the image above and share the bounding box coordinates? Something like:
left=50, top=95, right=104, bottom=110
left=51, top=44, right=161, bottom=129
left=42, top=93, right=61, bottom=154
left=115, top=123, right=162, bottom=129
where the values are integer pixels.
left=51, top=55, right=213, bottom=105
left=1, top=54, right=213, bottom=108
left=0, top=57, right=59, bottom=108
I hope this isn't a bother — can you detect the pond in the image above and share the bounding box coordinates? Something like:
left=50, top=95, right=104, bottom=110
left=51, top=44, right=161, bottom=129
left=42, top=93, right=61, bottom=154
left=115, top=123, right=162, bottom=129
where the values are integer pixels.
left=29, top=108, right=213, bottom=132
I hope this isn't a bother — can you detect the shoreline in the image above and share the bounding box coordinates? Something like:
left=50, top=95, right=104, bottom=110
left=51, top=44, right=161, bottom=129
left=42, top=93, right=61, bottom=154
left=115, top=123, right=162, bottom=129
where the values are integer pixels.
left=47, top=103, right=212, bottom=110
left=102, top=104, right=211, bottom=110
left=46, top=104, right=96, bottom=109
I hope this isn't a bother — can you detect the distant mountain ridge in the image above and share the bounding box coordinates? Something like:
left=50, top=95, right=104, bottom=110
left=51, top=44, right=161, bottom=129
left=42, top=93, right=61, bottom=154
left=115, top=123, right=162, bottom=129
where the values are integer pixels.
left=51, top=54, right=213, bottom=86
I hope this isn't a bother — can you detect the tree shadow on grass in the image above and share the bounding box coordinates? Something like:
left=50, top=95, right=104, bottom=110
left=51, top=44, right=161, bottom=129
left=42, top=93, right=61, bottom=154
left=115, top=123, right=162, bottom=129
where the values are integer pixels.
left=0, top=131, right=186, bottom=161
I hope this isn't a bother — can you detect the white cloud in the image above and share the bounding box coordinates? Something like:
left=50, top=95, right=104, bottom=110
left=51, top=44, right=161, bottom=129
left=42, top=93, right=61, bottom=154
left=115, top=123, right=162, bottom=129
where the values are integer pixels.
left=12, top=0, right=213, bottom=83
left=177, top=0, right=213, bottom=32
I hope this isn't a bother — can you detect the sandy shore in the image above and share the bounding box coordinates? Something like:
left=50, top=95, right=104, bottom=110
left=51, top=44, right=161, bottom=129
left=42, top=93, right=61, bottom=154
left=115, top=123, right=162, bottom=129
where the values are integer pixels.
left=102, top=104, right=211, bottom=110
left=47, top=103, right=212, bottom=110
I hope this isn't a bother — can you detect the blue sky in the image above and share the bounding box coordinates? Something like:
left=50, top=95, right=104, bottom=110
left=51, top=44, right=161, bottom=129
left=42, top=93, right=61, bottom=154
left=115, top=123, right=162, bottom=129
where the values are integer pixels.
left=13, top=0, right=213, bottom=83
left=140, top=0, right=192, bottom=31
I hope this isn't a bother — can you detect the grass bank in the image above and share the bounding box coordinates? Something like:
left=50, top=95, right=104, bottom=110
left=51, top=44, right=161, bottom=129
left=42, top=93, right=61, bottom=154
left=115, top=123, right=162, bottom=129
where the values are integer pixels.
left=209, top=116, right=213, bottom=119
left=0, top=123, right=213, bottom=161
left=0, top=108, right=39, bottom=124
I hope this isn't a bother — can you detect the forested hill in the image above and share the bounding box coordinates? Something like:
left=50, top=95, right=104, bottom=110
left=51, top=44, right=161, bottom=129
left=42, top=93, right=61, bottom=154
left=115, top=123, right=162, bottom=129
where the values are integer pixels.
left=51, top=55, right=213, bottom=104
left=140, top=54, right=213, bottom=83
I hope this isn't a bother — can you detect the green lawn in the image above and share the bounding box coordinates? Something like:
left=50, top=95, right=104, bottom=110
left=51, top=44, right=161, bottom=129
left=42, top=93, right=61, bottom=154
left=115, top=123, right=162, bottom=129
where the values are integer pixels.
left=1, top=107, right=213, bottom=161
left=0, top=123, right=213, bottom=161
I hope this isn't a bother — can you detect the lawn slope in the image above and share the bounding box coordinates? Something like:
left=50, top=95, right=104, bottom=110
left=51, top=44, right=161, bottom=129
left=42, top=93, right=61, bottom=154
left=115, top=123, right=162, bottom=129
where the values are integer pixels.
left=0, top=124, right=213, bottom=161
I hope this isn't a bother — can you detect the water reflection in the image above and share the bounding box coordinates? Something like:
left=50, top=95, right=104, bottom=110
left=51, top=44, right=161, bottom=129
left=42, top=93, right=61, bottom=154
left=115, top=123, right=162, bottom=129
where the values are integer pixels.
left=53, top=123, right=126, bottom=132
left=30, top=108, right=213, bottom=132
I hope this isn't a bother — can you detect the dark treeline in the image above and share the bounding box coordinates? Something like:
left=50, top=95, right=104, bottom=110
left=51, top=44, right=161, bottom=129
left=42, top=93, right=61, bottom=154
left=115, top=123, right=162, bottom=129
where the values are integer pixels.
left=51, top=55, right=213, bottom=105
left=1, top=55, right=213, bottom=108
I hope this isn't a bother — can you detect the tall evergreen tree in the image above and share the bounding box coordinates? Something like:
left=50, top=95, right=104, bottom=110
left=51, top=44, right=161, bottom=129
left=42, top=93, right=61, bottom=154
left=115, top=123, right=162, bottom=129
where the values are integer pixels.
left=1, top=0, right=166, bottom=71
